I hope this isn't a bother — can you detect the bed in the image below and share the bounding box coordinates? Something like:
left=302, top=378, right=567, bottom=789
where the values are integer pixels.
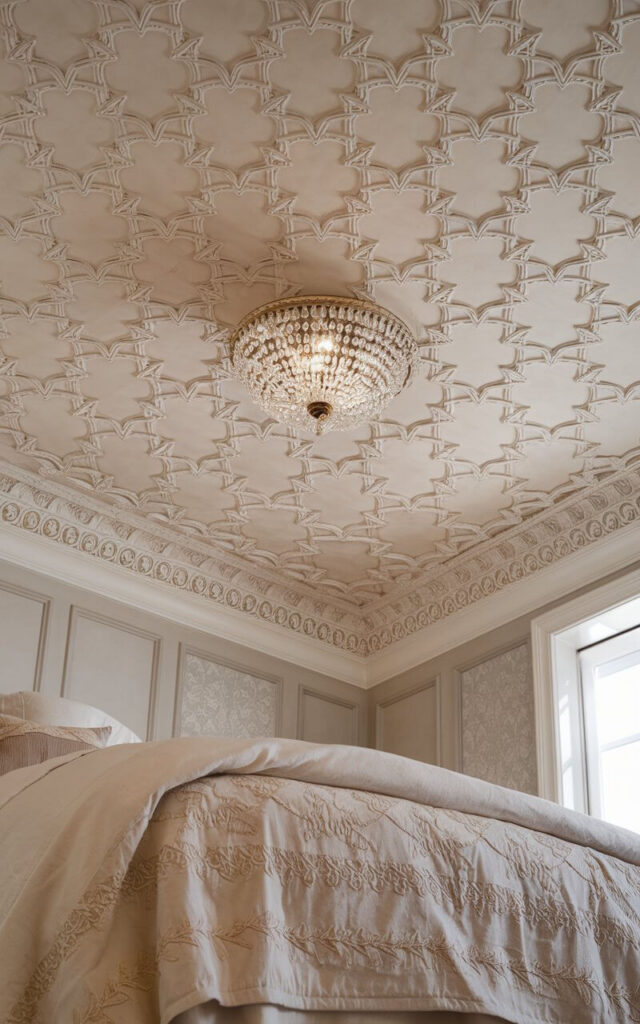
left=0, top=697, right=639, bottom=1024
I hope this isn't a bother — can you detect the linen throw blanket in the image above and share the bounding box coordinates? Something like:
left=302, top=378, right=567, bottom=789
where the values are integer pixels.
left=0, top=737, right=639, bottom=1024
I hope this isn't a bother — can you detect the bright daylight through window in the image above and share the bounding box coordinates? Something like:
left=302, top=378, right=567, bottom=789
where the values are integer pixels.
left=579, top=626, right=640, bottom=834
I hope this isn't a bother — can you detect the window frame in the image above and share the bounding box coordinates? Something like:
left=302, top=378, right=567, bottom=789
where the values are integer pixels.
left=578, top=626, right=640, bottom=824
left=531, top=569, right=640, bottom=806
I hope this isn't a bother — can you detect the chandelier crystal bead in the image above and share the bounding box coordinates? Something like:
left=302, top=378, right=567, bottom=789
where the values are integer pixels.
left=230, top=295, right=418, bottom=434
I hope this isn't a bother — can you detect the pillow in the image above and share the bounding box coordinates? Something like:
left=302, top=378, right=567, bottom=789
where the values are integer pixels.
left=0, top=692, right=142, bottom=746
left=0, top=713, right=111, bottom=777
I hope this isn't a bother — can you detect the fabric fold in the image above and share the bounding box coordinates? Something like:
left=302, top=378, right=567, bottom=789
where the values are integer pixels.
left=1, top=737, right=638, bottom=1023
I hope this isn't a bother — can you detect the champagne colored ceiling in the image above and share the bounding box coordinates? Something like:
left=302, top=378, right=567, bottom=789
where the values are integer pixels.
left=0, top=0, right=639, bottom=657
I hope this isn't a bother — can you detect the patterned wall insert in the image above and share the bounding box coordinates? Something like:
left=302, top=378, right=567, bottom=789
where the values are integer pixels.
left=177, top=650, right=280, bottom=739
left=460, top=643, right=537, bottom=794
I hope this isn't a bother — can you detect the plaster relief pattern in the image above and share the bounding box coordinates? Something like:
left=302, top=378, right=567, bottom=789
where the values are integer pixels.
left=0, top=460, right=638, bottom=657
left=178, top=651, right=279, bottom=739
left=461, top=643, right=537, bottom=794
left=0, top=1, right=638, bottom=653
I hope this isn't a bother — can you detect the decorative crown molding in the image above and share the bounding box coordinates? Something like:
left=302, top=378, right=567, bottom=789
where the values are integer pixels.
left=0, top=458, right=638, bottom=674
left=363, top=462, right=640, bottom=652
left=0, top=460, right=368, bottom=657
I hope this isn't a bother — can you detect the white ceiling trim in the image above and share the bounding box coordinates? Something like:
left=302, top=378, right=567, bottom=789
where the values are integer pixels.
left=0, top=459, right=639, bottom=688
left=365, top=521, right=640, bottom=687
left=0, top=516, right=368, bottom=688
left=0, top=458, right=369, bottom=658
left=362, top=461, right=640, bottom=651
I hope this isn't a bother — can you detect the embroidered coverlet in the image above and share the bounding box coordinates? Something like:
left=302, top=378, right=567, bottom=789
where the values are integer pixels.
left=0, top=737, right=638, bottom=1023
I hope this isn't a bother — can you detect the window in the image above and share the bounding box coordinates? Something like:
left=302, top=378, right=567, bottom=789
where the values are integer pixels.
left=531, top=574, right=640, bottom=823
left=579, top=626, right=640, bottom=834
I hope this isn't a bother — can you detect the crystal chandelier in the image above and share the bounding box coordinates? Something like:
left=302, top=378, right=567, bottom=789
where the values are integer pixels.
left=230, top=295, right=418, bottom=434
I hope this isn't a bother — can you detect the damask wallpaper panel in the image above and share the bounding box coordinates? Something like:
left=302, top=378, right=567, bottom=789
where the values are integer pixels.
left=460, top=643, right=537, bottom=794
left=177, top=649, right=280, bottom=739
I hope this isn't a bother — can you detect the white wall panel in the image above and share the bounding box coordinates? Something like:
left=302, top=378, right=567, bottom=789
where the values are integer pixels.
left=376, top=681, right=439, bottom=764
left=298, top=687, right=358, bottom=745
left=63, top=607, right=159, bottom=738
left=0, top=582, right=48, bottom=693
left=175, top=647, right=281, bottom=739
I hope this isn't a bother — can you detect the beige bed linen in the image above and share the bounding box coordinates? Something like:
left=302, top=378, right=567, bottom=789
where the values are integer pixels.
left=0, top=713, right=111, bottom=775
left=175, top=1005, right=505, bottom=1023
left=175, top=1004, right=505, bottom=1023
left=0, top=737, right=639, bottom=1024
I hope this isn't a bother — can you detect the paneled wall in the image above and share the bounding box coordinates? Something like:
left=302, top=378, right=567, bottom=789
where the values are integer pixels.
left=6, top=553, right=634, bottom=795
left=369, top=560, right=640, bottom=792
left=0, top=579, right=49, bottom=691
left=0, top=558, right=535, bottom=788
left=375, top=679, right=439, bottom=765
left=371, top=619, right=537, bottom=790
left=176, top=648, right=281, bottom=739
left=297, top=688, right=359, bottom=746
left=459, top=643, right=536, bottom=794
left=63, top=608, right=161, bottom=740
left=0, top=560, right=368, bottom=743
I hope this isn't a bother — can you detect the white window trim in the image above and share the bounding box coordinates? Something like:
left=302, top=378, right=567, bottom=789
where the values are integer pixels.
left=531, top=567, right=640, bottom=802
left=579, top=629, right=640, bottom=820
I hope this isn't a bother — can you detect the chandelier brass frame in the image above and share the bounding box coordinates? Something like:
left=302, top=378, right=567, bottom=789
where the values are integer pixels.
left=230, top=295, right=418, bottom=434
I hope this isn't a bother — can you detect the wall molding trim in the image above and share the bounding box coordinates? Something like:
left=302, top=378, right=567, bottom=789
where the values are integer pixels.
left=174, top=643, right=283, bottom=740
left=62, top=605, right=161, bottom=740
left=0, top=577, right=50, bottom=692
left=453, top=637, right=531, bottom=775
left=297, top=686, right=359, bottom=745
left=0, top=459, right=638, bottom=688
left=0, top=460, right=370, bottom=662
left=173, top=643, right=283, bottom=738
left=375, top=676, right=441, bottom=765
left=0, top=517, right=368, bottom=686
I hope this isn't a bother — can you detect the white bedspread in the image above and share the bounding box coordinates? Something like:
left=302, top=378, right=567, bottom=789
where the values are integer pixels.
left=0, top=737, right=639, bottom=1024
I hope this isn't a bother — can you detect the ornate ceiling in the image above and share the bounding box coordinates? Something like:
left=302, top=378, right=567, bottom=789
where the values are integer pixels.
left=0, top=0, right=639, bottom=656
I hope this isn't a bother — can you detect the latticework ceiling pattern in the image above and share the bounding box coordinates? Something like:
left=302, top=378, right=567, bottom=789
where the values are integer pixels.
left=0, top=0, right=638, bottom=626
